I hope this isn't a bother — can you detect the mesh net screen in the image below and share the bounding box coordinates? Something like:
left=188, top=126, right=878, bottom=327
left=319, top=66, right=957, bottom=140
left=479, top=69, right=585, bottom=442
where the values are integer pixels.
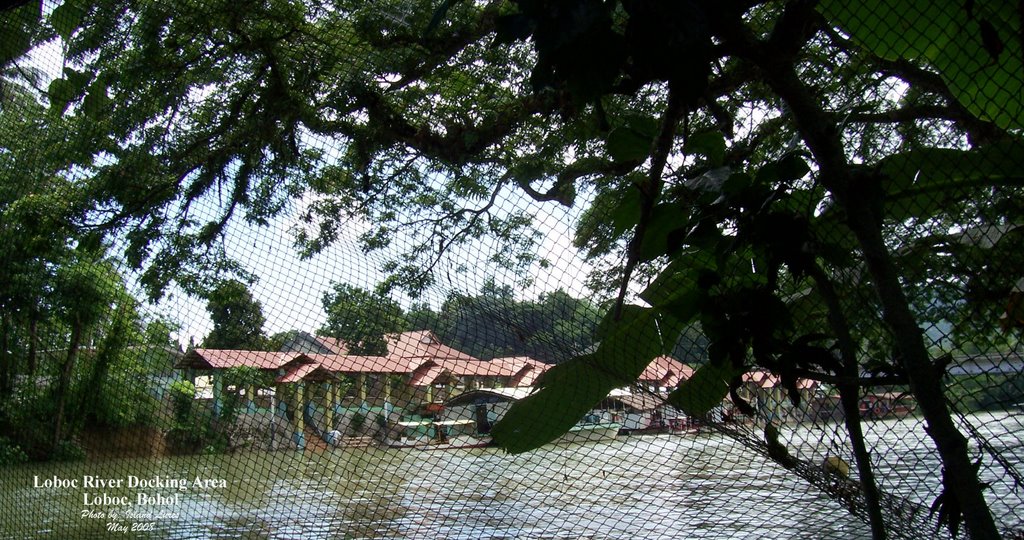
left=1, top=1, right=1023, bottom=539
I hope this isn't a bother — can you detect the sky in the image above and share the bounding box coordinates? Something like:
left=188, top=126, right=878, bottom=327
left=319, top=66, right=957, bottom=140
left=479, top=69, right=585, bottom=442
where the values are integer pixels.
left=151, top=185, right=598, bottom=348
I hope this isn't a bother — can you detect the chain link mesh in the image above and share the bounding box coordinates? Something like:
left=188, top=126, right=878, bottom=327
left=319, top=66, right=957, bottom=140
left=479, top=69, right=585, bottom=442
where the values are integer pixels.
left=1, top=1, right=1023, bottom=539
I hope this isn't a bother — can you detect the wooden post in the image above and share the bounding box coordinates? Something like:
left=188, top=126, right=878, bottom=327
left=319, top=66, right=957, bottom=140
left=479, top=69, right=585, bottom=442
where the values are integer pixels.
left=325, top=381, right=334, bottom=431
left=294, top=383, right=305, bottom=450
left=212, top=371, right=223, bottom=417
left=332, top=381, right=340, bottom=430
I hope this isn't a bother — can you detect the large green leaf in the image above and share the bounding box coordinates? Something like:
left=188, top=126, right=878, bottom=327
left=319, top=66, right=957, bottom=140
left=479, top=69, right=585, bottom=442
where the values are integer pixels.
left=605, top=113, right=659, bottom=163
left=606, top=126, right=652, bottom=162
left=50, top=0, right=87, bottom=42
left=637, top=203, right=686, bottom=262
left=0, top=1, right=41, bottom=67
left=755, top=154, right=810, bottom=185
left=684, top=131, right=726, bottom=166
left=492, top=304, right=663, bottom=453
left=819, top=0, right=1024, bottom=130
left=82, top=80, right=111, bottom=120
left=639, top=251, right=714, bottom=312
left=878, top=140, right=1024, bottom=221
left=489, top=358, right=621, bottom=454
left=47, top=68, right=91, bottom=114
left=610, top=184, right=643, bottom=237
left=47, top=78, right=78, bottom=114
left=667, top=362, right=736, bottom=417
left=592, top=304, right=664, bottom=375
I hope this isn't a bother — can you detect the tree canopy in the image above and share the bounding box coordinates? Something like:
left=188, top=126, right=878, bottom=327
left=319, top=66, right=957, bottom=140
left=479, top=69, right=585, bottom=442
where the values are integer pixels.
left=320, top=283, right=406, bottom=355
left=433, top=283, right=603, bottom=362
left=202, top=279, right=267, bottom=350
left=3, top=0, right=1023, bottom=536
left=318, top=279, right=602, bottom=362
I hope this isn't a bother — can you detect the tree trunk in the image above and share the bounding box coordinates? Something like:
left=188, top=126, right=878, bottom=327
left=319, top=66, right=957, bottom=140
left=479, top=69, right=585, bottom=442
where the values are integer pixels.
left=837, top=385, right=887, bottom=539
left=27, top=315, right=37, bottom=376
left=743, top=36, right=1002, bottom=537
left=809, top=264, right=888, bottom=539
left=0, top=316, right=10, bottom=396
left=842, top=194, right=1002, bottom=539
left=52, top=323, right=81, bottom=453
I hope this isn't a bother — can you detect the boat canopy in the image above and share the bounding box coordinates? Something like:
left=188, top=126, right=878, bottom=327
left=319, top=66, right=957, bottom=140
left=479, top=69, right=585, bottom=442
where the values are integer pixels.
left=396, top=419, right=475, bottom=427
left=443, top=387, right=535, bottom=406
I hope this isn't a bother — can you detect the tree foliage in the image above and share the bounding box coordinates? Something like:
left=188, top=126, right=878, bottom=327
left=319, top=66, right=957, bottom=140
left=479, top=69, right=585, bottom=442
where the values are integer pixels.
left=428, top=282, right=602, bottom=362
left=319, top=279, right=601, bottom=361
left=320, top=283, right=406, bottom=355
left=0, top=68, right=159, bottom=457
left=202, top=279, right=267, bottom=350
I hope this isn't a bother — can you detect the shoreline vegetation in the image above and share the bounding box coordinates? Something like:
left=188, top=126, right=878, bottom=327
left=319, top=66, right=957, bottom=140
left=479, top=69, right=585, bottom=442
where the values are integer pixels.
left=10, top=371, right=1017, bottom=464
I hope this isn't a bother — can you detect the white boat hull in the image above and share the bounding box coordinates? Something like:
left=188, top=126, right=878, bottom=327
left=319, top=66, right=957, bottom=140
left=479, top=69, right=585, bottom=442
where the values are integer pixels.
left=554, top=423, right=621, bottom=445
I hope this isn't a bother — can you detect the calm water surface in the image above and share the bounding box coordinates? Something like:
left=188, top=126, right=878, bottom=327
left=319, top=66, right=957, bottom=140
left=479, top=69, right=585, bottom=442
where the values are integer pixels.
left=2, top=411, right=1020, bottom=539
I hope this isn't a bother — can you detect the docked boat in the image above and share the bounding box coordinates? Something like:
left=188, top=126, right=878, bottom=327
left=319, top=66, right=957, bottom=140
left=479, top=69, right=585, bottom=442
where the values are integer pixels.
left=596, top=391, right=699, bottom=436
left=387, top=419, right=492, bottom=450
left=618, top=416, right=700, bottom=436
left=554, top=419, right=622, bottom=444
left=441, top=389, right=624, bottom=447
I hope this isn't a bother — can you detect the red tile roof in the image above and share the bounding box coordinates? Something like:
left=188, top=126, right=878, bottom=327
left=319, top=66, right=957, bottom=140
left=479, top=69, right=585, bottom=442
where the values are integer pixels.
left=490, top=356, right=552, bottom=387
left=639, top=356, right=695, bottom=387
left=743, top=369, right=780, bottom=388
left=385, top=330, right=481, bottom=362
left=742, top=369, right=818, bottom=390
left=409, top=361, right=448, bottom=386
left=180, top=349, right=311, bottom=370
left=313, top=330, right=481, bottom=362
left=180, top=332, right=552, bottom=386
left=276, top=362, right=339, bottom=383
left=305, top=353, right=396, bottom=373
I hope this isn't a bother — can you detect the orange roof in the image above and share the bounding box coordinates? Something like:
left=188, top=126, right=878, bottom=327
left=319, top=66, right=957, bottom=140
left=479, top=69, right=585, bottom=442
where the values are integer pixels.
left=385, top=330, right=480, bottom=362
left=402, top=355, right=553, bottom=387
left=312, top=330, right=481, bottom=362
left=305, top=331, right=502, bottom=385
left=306, top=353, right=398, bottom=373
left=179, top=349, right=311, bottom=370
left=180, top=332, right=554, bottom=387
left=276, top=362, right=339, bottom=383
left=796, top=378, right=818, bottom=390
left=639, top=356, right=694, bottom=387
left=743, top=370, right=780, bottom=388
left=490, top=356, right=552, bottom=387
left=409, top=361, right=448, bottom=386
left=742, top=370, right=817, bottom=390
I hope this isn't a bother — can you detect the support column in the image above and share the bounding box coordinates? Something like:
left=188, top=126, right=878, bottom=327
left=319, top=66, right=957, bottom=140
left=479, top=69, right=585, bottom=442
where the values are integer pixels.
left=332, top=382, right=341, bottom=430
left=325, top=382, right=334, bottom=431
left=294, top=382, right=306, bottom=450
left=212, top=371, right=223, bottom=417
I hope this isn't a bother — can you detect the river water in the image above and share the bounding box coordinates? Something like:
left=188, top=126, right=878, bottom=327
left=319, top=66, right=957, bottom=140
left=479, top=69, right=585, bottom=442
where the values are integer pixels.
left=1, top=411, right=1021, bottom=539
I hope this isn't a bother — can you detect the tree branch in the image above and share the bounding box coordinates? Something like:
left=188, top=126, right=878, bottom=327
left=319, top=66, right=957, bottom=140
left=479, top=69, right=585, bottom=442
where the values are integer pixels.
left=614, top=84, right=688, bottom=319
left=820, top=24, right=1011, bottom=146
left=721, top=10, right=1003, bottom=538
